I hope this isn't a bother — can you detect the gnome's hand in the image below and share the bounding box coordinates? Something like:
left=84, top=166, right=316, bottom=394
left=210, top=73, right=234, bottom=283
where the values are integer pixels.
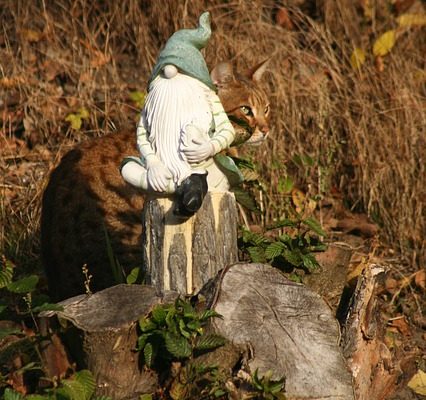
left=183, top=137, right=215, bottom=163
left=146, top=157, right=173, bottom=192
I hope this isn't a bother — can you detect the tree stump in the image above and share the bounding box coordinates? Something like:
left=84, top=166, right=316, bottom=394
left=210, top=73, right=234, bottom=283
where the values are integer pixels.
left=142, top=191, right=238, bottom=295
left=42, top=284, right=178, bottom=400
left=209, top=263, right=355, bottom=400
left=341, top=264, right=418, bottom=400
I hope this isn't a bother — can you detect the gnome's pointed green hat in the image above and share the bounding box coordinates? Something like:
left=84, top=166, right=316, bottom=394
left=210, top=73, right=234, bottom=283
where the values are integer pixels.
left=148, top=12, right=216, bottom=91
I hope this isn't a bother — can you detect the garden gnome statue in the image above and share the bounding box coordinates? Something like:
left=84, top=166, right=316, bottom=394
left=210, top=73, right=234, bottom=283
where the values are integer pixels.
left=121, top=12, right=239, bottom=217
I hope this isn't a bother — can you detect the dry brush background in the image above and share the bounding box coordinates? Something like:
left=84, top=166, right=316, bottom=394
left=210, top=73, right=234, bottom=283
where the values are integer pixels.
left=0, top=1, right=425, bottom=276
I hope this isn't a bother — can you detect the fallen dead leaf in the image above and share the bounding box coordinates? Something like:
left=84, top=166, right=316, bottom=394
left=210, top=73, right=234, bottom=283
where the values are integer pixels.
left=414, top=269, right=425, bottom=289
left=19, top=28, right=43, bottom=43
left=388, top=316, right=411, bottom=337
left=407, top=369, right=426, bottom=396
left=275, top=7, right=294, bottom=30
left=385, top=277, right=398, bottom=294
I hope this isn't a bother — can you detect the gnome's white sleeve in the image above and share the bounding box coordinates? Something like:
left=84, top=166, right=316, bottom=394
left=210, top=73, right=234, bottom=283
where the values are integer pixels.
left=136, top=114, right=156, bottom=161
left=135, top=113, right=173, bottom=192
left=208, top=91, right=235, bottom=153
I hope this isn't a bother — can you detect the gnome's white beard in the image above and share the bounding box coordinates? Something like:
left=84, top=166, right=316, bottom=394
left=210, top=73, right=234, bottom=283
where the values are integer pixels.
left=143, top=73, right=213, bottom=185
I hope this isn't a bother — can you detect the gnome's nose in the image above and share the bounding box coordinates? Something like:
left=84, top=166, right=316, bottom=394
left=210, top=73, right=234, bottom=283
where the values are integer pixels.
left=164, top=64, right=178, bottom=78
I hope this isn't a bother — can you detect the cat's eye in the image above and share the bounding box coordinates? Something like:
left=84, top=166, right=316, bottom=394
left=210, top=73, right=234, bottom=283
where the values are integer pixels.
left=264, top=105, right=270, bottom=114
left=240, top=106, right=253, bottom=116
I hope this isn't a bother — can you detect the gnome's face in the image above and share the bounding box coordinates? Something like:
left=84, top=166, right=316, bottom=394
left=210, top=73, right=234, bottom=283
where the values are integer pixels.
left=142, top=67, right=213, bottom=186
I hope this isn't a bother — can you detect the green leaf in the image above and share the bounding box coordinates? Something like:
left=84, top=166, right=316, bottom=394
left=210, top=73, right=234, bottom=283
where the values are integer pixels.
left=301, top=253, right=320, bottom=272
left=144, top=341, right=154, bottom=367
left=151, top=304, right=167, bottom=324
left=194, top=334, right=226, bottom=351
left=242, top=229, right=268, bottom=246
left=139, top=317, right=157, bottom=332
left=179, top=319, right=192, bottom=339
left=214, top=154, right=244, bottom=186
left=265, top=242, right=286, bottom=260
left=302, top=217, right=326, bottom=237
left=3, top=388, right=25, bottom=400
left=74, top=369, right=96, bottom=400
left=282, top=249, right=302, bottom=267
left=7, top=275, right=39, bottom=293
left=247, top=246, right=267, bottom=263
left=199, top=309, right=222, bottom=321
left=139, top=395, right=153, bottom=400
left=277, top=176, right=293, bottom=194
left=232, top=187, right=260, bottom=213
left=373, top=30, right=396, bottom=57
left=58, top=377, right=87, bottom=400
left=129, top=90, right=146, bottom=108
left=0, top=300, right=8, bottom=314
left=267, top=218, right=297, bottom=230
left=126, top=267, right=140, bottom=284
left=0, top=262, right=14, bottom=288
left=0, top=326, right=22, bottom=340
left=164, top=332, right=191, bottom=359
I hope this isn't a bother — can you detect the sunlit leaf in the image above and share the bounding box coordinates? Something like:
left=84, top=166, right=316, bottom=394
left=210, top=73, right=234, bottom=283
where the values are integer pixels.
left=407, top=369, right=426, bottom=395
left=0, top=263, right=14, bottom=288
left=302, top=217, right=326, bottom=237
left=397, top=14, right=426, bottom=27
left=195, top=334, right=226, bottom=351
left=78, top=107, right=90, bottom=120
left=3, top=388, right=25, bottom=400
left=373, top=30, right=396, bottom=57
left=74, top=369, right=96, bottom=400
left=144, top=342, right=154, bottom=367
left=165, top=332, right=191, bottom=359
left=350, top=47, right=366, bottom=71
left=265, top=242, right=286, bottom=260
left=65, top=113, right=83, bottom=130
left=126, top=267, right=140, bottom=284
left=278, top=176, right=293, bottom=194
left=129, top=90, right=146, bottom=108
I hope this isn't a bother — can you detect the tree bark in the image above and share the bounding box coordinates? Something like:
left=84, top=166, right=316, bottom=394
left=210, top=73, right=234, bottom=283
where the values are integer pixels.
left=341, top=264, right=417, bottom=400
left=42, top=284, right=178, bottom=400
left=142, top=191, right=238, bottom=295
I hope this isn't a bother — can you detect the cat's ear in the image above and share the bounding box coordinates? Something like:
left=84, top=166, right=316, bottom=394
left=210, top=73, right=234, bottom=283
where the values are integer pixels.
left=247, top=58, right=270, bottom=82
left=210, top=62, right=235, bottom=87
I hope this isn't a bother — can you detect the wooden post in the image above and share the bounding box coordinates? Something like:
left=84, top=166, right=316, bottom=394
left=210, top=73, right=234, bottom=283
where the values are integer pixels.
left=142, top=191, right=238, bottom=295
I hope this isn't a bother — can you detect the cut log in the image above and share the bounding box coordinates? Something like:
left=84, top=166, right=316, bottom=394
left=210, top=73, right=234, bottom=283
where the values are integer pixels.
left=210, top=263, right=355, bottom=400
left=142, top=191, right=238, bottom=295
left=341, top=264, right=418, bottom=400
left=42, top=284, right=178, bottom=400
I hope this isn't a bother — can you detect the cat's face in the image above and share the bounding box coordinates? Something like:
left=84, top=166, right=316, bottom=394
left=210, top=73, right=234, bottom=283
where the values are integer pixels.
left=211, top=61, right=270, bottom=146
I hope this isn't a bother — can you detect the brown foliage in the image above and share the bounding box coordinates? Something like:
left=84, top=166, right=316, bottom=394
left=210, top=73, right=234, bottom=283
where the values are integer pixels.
left=0, top=0, right=425, bottom=271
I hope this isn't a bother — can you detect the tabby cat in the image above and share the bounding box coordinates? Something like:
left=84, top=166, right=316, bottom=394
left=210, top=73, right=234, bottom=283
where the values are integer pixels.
left=41, top=61, right=271, bottom=301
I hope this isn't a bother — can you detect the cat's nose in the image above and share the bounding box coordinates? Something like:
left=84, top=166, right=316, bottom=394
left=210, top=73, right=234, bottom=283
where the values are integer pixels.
left=260, top=125, right=269, bottom=137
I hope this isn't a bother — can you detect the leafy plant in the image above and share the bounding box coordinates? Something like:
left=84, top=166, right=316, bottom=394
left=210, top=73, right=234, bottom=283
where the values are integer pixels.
left=239, top=213, right=326, bottom=274
left=250, top=369, right=286, bottom=400
left=137, top=298, right=225, bottom=368
left=1, top=370, right=110, bottom=400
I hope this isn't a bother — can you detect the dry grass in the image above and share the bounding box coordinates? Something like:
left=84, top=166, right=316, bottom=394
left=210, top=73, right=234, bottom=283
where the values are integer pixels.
left=0, top=0, right=425, bottom=271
